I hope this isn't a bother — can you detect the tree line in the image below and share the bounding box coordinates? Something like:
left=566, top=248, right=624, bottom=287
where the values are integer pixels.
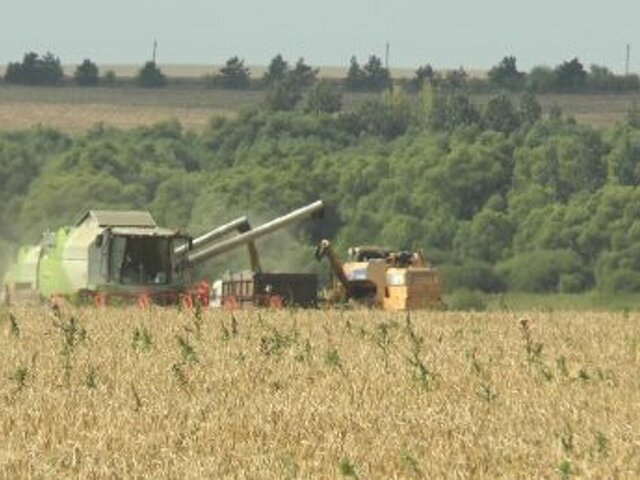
left=3, top=51, right=639, bottom=94
left=3, top=82, right=640, bottom=294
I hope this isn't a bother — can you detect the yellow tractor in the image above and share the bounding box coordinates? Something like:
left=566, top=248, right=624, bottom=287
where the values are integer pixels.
left=315, top=239, right=443, bottom=310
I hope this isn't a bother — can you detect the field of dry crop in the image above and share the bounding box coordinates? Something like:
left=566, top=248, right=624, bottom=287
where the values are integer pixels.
left=0, top=85, right=380, bottom=134
left=1, top=83, right=637, bottom=133
left=0, top=306, right=638, bottom=478
left=0, top=85, right=267, bottom=133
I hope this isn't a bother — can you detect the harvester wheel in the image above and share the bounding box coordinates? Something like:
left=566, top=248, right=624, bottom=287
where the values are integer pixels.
left=94, top=293, right=107, bottom=308
left=48, top=295, right=64, bottom=317
left=196, top=280, right=210, bottom=307
left=182, top=294, right=194, bottom=310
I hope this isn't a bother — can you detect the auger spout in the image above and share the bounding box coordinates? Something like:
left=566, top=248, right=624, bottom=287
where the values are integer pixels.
left=187, top=200, right=324, bottom=266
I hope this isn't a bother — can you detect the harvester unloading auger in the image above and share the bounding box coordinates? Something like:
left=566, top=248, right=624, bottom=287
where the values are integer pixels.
left=1, top=200, right=324, bottom=307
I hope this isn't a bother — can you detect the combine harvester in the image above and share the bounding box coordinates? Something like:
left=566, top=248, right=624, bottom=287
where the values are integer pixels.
left=315, top=239, right=443, bottom=310
left=1, top=201, right=324, bottom=307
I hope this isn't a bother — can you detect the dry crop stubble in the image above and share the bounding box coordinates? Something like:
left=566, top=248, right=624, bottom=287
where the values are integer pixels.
left=0, top=86, right=265, bottom=133
left=0, top=307, right=638, bottom=478
left=1, top=83, right=636, bottom=133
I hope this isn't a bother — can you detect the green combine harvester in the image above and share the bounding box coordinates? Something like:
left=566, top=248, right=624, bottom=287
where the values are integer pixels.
left=1, top=201, right=324, bottom=306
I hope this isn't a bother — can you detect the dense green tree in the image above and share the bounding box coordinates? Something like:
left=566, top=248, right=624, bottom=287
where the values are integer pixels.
left=587, top=64, right=617, bottom=92
left=427, top=132, right=513, bottom=219
left=18, top=172, right=146, bottom=241
left=441, top=68, right=468, bottom=90
left=483, top=94, right=520, bottom=134
left=488, top=56, right=524, bottom=91
left=554, top=57, right=586, bottom=92
left=526, top=66, right=555, bottom=93
left=512, top=123, right=606, bottom=202
left=607, top=128, right=640, bottom=185
left=497, top=249, right=589, bottom=292
left=263, top=54, right=289, bottom=86
left=291, top=58, right=318, bottom=88
left=136, top=61, right=167, bottom=88
left=626, top=101, right=640, bottom=128
left=441, top=260, right=505, bottom=292
left=353, top=88, right=413, bottom=138
left=425, top=87, right=480, bottom=131
left=4, top=52, right=64, bottom=85
left=305, top=80, right=343, bottom=114
left=413, top=64, right=435, bottom=90
left=596, top=244, right=640, bottom=292
left=102, top=70, right=117, bottom=86
left=216, top=56, right=251, bottom=89
left=151, top=173, right=206, bottom=228
left=583, top=65, right=639, bottom=93
left=454, top=209, right=515, bottom=263
left=265, top=74, right=302, bottom=111
left=345, top=56, right=365, bottom=90
left=74, top=59, right=100, bottom=86
left=345, top=55, right=390, bottom=91
left=0, top=128, right=70, bottom=240
left=379, top=214, right=422, bottom=249
left=518, top=92, right=542, bottom=126
left=617, top=74, right=640, bottom=92
left=362, top=55, right=391, bottom=90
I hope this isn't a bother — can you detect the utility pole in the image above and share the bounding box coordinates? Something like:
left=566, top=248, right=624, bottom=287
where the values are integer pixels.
left=626, top=44, right=631, bottom=75
left=152, top=39, right=158, bottom=64
left=385, top=41, right=390, bottom=70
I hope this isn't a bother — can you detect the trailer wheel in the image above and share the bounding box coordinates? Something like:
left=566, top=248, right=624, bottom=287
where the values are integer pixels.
left=181, top=294, right=194, bottom=310
left=223, top=295, right=238, bottom=311
left=137, top=294, right=151, bottom=309
left=268, top=295, right=284, bottom=309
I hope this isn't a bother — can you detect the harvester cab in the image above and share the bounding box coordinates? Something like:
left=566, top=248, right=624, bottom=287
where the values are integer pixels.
left=35, top=210, right=192, bottom=304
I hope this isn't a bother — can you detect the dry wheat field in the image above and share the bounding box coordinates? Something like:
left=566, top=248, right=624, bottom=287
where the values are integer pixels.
left=0, top=306, right=638, bottom=478
left=1, top=83, right=636, bottom=133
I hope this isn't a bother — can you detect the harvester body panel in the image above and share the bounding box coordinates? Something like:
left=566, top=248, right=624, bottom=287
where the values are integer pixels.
left=383, top=266, right=443, bottom=310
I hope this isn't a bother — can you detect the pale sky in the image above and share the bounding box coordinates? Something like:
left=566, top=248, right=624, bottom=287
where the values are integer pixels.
left=1, top=0, right=639, bottom=73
